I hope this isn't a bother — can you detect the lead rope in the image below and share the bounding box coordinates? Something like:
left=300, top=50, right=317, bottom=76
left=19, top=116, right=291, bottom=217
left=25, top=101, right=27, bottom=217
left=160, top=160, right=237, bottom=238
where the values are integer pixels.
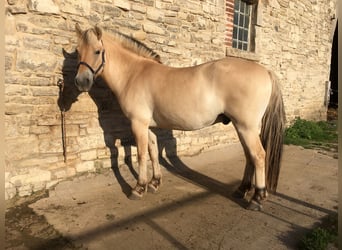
left=57, top=79, right=67, bottom=163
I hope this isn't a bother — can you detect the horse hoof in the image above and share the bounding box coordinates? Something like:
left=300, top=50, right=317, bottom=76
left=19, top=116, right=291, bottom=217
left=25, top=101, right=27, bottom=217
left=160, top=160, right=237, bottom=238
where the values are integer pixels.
left=246, top=200, right=263, bottom=211
left=147, top=183, right=158, bottom=193
left=128, top=190, right=144, bottom=200
left=147, top=178, right=161, bottom=194
left=232, top=189, right=247, bottom=199
left=129, top=183, right=147, bottom=200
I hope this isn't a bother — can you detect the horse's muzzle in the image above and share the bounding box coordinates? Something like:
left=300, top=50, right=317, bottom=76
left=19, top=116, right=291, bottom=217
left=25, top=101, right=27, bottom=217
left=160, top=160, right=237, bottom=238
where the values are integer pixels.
left=74, top=70, right=94, bottom=92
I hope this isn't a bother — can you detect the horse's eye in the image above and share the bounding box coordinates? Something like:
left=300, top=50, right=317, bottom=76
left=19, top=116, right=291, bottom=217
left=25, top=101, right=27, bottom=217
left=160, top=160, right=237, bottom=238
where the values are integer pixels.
left=95, top=50, right=101, bottom=55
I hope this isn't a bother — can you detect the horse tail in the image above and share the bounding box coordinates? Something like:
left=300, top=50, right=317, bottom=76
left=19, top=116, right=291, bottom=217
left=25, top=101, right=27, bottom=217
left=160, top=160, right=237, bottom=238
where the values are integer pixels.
left=260, top=71, right=286, bottom=193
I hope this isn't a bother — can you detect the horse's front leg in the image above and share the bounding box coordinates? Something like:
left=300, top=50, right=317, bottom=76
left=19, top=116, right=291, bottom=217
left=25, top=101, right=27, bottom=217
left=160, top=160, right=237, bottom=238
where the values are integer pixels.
left=147, top=129, right=162, bottom=193
left=129, top=120, right=149, bottom=200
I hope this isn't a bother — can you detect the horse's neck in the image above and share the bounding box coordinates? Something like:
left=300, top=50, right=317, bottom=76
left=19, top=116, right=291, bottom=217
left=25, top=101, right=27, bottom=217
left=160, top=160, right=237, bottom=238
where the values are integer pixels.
left=102, top=38, right=137, bottom=97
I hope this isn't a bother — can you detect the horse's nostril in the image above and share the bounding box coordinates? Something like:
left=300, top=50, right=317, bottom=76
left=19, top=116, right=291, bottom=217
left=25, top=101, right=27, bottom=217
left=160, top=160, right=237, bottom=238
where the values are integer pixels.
left=74, top=78, right=80, bottom=87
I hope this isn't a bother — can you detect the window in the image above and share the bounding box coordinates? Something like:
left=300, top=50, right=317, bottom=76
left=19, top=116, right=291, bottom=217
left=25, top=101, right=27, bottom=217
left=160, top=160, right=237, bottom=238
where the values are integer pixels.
left=226, top=0, right=254, bottom=51
left=232, top=0, right=251, bottom=51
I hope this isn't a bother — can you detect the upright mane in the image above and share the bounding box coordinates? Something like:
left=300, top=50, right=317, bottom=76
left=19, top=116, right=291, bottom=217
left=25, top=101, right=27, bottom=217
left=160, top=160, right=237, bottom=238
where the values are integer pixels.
left=79, top=26, right=162, bottom=63
left=108, top=30, right=161, bottom=63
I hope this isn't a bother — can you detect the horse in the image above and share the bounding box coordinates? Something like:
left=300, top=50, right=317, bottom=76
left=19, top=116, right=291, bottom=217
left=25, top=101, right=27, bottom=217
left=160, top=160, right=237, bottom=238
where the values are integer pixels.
left=74, top=24, right=286, bottom=211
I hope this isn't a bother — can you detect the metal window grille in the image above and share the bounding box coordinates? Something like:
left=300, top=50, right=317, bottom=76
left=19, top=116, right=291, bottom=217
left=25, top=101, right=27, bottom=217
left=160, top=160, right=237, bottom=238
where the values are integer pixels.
left=232, top=0, right=251, bottom=51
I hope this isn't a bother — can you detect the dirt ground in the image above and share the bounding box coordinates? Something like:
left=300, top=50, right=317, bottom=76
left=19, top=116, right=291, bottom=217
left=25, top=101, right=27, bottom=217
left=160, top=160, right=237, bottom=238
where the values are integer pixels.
left=5, top=144, right=338, bottom=250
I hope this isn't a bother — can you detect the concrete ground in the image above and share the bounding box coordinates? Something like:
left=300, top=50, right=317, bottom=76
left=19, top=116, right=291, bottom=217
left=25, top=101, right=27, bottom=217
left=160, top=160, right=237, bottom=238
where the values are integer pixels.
left=11, top=144, right=338, bottom=249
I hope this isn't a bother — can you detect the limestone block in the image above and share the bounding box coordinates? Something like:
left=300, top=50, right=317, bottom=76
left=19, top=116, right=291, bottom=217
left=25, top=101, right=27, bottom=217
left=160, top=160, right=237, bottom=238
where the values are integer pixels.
left=60, top=0, right=90, bottom=16
left=132, top=3, right=146, bottom=14
left=53, top=169, right=67, bottom=179
left=46, top=180, right=60, bottom=189
left=5, top=84, right=30, bottom=96
left=132, top=30, right=147, bottom=41
left=28, top=0, right=60, bottom=14
left=77, top=134, right=107, bottom=150
left=76, top=161, right=95, bottom=173
left=5, top=172, right=11, bottom=182
left=5, top=103, right=34, bottom=115
left=10, top=168, right=51, bottom=188
left=18, top=185, right=32, bottom=197
left=16, top=50, right=57, bottom=72
left=7, top=2, right=27, bottom=14
left=164, top=17, right=181, bottom=26
left=147, top=8, right=164, bottom=21
left=80, top=150, right=98, bottom=161
left=5, top=136, right=39, bottom=162
left=36, top=114, right=60, bottom=126
left=5, top=35, right=19, bottom=48
left=16, top=156, right=59, bottom=168
left=104, top=5, right=122, bottom=17
left=101, top=158, right=112, bottom=168
left=5, top=188, right=17, bottom=200
left=143, top=22, right=166, bottom=35
left=114, top=0, right=131, bottom=11
left=33, top=182, right=45, bottom=192
left=147, top=35, right=166, bottom=44
left=31, top=86, right=59, bottom=96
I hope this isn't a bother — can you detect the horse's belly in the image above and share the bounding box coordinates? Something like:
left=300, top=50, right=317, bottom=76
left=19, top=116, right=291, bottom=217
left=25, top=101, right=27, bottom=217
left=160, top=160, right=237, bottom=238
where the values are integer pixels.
left=150, top=108, right=221, bottom=131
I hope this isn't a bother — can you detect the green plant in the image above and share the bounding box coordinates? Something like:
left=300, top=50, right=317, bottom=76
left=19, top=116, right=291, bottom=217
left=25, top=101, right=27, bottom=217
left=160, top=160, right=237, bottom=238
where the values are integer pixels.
left=284, top=118, right=337, bottom=149
left=299, top=227, right=336, bottom=250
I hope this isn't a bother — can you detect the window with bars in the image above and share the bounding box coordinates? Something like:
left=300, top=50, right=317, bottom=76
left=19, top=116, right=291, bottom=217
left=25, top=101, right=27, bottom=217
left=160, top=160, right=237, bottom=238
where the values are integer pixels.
left=226, top=0, right=254, bottom=51
left=232, top=1, right=251, bottom=50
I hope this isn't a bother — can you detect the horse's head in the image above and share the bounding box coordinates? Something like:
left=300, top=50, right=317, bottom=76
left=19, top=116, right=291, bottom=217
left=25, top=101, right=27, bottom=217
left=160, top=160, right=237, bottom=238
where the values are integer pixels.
left=74, top=23, right=106, bottom=92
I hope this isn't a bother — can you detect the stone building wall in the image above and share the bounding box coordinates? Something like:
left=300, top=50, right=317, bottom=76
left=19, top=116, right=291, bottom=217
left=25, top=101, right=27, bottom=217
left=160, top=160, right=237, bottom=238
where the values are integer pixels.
left=254, top=0, right=336, bottom=121
left=5, top=0, right=336, bottom=199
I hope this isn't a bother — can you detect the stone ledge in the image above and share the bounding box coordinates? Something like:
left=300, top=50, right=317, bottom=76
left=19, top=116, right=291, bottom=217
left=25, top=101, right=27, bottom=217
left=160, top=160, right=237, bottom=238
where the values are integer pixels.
left=225, top=47, right=260, bottom=62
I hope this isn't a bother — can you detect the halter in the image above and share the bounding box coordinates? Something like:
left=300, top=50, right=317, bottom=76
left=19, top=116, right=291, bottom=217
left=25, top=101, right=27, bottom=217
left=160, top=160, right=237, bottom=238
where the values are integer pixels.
left=77, top=47, right=106, bottom=79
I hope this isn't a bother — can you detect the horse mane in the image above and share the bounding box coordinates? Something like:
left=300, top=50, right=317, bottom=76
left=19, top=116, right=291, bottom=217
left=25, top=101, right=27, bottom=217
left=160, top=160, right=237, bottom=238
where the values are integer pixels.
left=101, top=29, right=161, bottom=63
left=81, top=27, right=161, bottom=63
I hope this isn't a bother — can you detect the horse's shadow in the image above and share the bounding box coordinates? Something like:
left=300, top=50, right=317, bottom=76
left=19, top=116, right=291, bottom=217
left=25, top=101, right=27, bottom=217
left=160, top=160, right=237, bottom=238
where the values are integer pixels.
left=59, top=49, right=138, bottom=197
left=59, top=49, right=244, bottom=206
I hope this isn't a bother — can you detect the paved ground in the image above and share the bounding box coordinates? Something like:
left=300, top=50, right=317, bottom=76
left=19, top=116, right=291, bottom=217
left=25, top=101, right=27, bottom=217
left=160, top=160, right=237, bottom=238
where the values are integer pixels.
left=6, top=144, right=338, bottom=249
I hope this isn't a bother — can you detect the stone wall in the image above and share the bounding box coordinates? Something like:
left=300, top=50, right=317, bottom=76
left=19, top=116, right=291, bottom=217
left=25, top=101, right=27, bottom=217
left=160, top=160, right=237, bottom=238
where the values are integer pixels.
left=5, top=0, right=336, bottom=199
left=254, top=0, right=336, bottom=121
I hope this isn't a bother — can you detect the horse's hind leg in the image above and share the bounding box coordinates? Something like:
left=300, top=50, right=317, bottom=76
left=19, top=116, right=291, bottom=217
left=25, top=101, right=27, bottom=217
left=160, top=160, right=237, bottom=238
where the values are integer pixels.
left=235, top=125, right=267, bottom=211
left=232, top=153, right=254, bottom=199
left=147, top=129, right=162, bottom=193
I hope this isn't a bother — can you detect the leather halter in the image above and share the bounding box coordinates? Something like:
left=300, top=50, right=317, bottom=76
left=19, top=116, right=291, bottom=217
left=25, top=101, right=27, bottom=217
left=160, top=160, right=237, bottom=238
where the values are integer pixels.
left=77, top=47, right=106, bottom=79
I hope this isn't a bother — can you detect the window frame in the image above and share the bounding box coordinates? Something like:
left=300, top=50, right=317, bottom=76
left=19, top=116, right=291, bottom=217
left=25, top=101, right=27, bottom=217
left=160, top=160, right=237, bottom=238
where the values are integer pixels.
left=226, top=0, right=257, bottom=53
left=232, top=0, right=252, bottom=51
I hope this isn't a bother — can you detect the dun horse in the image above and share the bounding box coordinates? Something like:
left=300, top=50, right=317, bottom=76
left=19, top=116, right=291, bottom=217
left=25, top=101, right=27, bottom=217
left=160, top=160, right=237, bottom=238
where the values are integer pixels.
left=74, top=24, right=286, bottom=211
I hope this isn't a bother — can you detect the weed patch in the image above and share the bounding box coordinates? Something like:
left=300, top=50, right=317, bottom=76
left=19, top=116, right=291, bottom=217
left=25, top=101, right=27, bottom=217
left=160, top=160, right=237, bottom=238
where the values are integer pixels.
left=284, top=118, right=337, bottom=151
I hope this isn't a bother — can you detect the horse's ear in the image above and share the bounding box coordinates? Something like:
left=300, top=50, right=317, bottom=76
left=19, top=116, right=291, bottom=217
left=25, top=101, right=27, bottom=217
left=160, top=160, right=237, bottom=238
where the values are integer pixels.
left=94, top=25, right=102, bottom=40
left=75, top=23, right=83, bottom=38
